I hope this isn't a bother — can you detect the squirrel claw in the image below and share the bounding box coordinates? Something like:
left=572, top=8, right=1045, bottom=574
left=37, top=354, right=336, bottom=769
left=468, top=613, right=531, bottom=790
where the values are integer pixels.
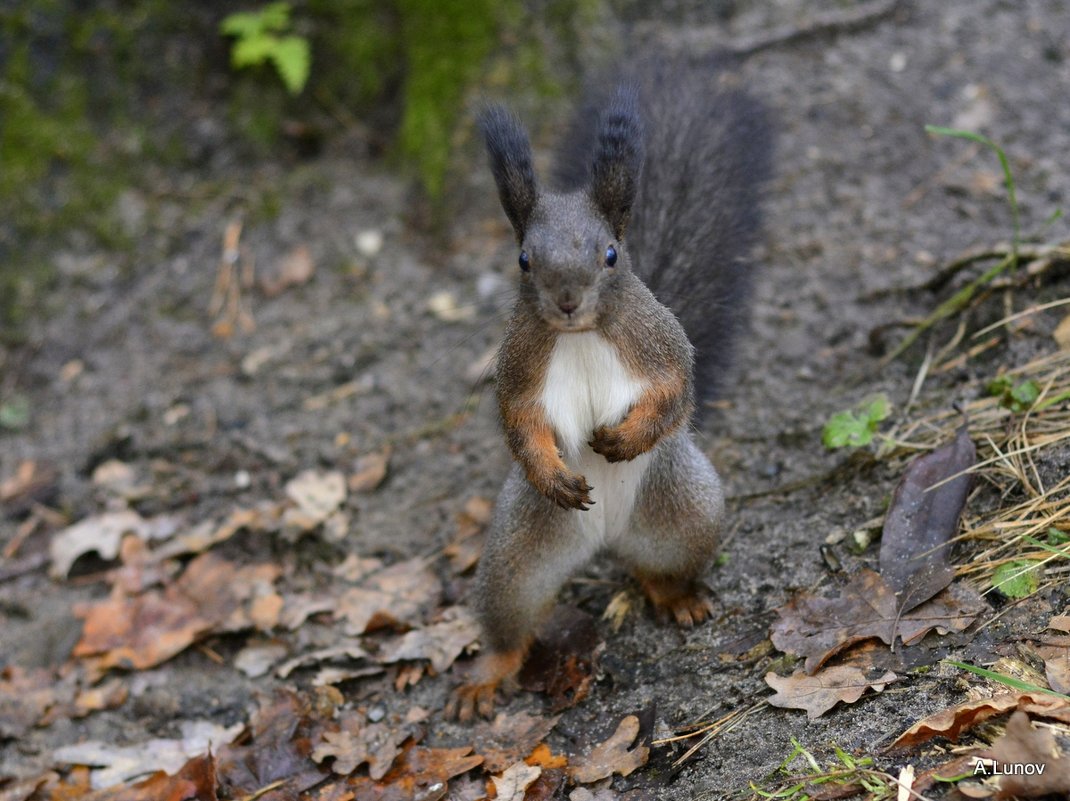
left=444, top=682, right=497, bottom=722
left=589, top=426, right=645, bottom=463
left=547, top=471, right=594, bottom=510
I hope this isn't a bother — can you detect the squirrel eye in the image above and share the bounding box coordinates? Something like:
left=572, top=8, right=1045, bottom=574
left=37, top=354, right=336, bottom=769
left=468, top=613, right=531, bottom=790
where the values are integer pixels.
left=518, top=250, right=530, bottom=272
left=604, top=245, right=618, bottom=267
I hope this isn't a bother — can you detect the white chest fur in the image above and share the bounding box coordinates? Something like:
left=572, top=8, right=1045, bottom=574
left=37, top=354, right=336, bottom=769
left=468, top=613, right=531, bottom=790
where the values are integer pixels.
left=540, top=332, right=651, bottom=540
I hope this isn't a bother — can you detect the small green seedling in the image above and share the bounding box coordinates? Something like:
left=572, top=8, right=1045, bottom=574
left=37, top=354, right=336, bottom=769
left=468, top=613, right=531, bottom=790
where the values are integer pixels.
left=822, top=394, right=891, bottom=450
left=1048, top=527, right=1070, bottom=546
left=991, top=559, right=1041, bottom=599
left=987, top=375, right=1040, bottom=413
left=220, top=2, right=310, bottom=95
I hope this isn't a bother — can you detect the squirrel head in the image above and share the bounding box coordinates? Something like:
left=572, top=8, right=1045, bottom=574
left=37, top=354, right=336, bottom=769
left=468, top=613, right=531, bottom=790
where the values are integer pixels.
left=479, top=86, right=644, bottom=332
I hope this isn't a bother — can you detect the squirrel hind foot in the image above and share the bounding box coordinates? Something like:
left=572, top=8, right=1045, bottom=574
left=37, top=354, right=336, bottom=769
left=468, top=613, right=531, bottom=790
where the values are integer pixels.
left=638, top=575, right=715, bottom=628
left=444, top=646, right=528, bottom=723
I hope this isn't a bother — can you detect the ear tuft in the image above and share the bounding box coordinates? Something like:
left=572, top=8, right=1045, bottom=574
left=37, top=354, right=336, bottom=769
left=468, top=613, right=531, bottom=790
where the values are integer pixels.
left=479, top=104, right=538, bottom=243
left=590, top=84, right=644, bottom=240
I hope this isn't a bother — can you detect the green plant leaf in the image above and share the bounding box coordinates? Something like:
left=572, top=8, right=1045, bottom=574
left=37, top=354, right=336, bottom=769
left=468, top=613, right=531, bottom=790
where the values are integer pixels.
left=0, top=395, right=31, bottom=429
left=945, top=659, right=1070, bottom=699
left=991, top=559, right=1041, bottom=599
left=270, top=36, right=311, bottom=95
left=220, top=10, right=267, bottom=38
left=1048, top=527, right=1070, bottom=545
left=1009, top=380, right=1040, bottom=409
left=232, top=35, right=277, bottom=68
left=257, top=2, right=292, bottom=33
left=822, top=393, right=891, bottom=450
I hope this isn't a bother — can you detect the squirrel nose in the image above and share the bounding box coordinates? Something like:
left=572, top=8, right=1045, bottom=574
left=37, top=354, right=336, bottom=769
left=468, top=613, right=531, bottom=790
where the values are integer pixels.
left=558, top=300, right=578, bottom=315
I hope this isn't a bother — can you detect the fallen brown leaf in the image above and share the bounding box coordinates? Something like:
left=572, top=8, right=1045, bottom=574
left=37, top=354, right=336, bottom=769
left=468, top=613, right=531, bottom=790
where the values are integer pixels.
left=217, top=689, right=328, bottom=800
left=377, top=606, right=480, bottom=674
left=981, top=711, right=1070, bottom=798
left=892, top=692, right=1070, bottom=749
left=349, top=448, right=392, bottom=493
left=491, top=762, right=541, bottom=801
left=53, top=720, right=242, bottom=789
left=765, top=666, right=898, bottom=719
left=1037, top=634, right=1070, bottom=695
left=771, top=569, right=985, bottom=673
left=471, top=711, right=561, bottom=773
left=879, top=424, right=974, bottom=612
left=519, top=606, right=604, bottom=712
left=259, top=244, right=315, bottom=297
left=335, top=557, right=442, bottom=635
left=284, top=469, right=346, bottom=531
left=0, top=772, right=58, bottom=801
left=0, top=666, right=70, bottom=739
left=312, top=707, right=427, bottom=779
left=568, top=715, right=649, bottom=783
left=0, top=459, right=58, bottom=517
left=50, top=510, right=181, bottom=578
left=346, top=743, right=483, bottom=801
left=444, top=496, right=492, bottom=574
left=73, top=553, right=281, bottom=669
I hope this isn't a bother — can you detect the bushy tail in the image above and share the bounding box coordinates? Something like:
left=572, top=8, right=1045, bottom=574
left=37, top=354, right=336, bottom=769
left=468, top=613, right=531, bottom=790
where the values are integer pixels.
left=554, top=53, right=774, bottom=404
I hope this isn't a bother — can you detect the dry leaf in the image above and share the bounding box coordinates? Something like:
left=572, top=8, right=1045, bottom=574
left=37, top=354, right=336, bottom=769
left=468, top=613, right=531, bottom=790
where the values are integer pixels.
left=892, top=692, right=1070, bottom=749
left=275, top=641, right=371, bottom=679
left=348, top=743, right=483, bottom=800
left=444, top=497, right=491, bottom=575
left=377, top=607, right=480, bottom=674
left=53, top=720, right=242, bottom=789
left=73, top=553, right=281, bottom=669
left=349, top=448, right=392, bottom=493
left=0, top=666, right=72, bottom=739
left=1053, top=313, right=1070, bottom=350
left=568, top=716, right=649, bottom=783
left=217, top=690, right=327, bottom=799
left=879, top=424, right=974, bottom=612
left=235, top=641, right=290, bottom=678
left=285, top=469, right=346, bottom=528
left=1037, top=635, right=1070, bottom=695
left=981, top=711, right=1070, bottom=798
left=259, top=244, right=315, bottom=297
left=491, top=762, right=542, bottom=801
left=335, top=557, right=442, bottom=635
left=519, top=606, right=604, bottom=712
left=312, top=710, right=419, bottom=779
left=771, top=569, right=985, bottom=673
left=50, top=510, right=179, bottom=578
left=0, top=460, right=58, bottom=515
left=765, top=666, right=897, bottom=720
left=471, top=712, right=561, bottom=773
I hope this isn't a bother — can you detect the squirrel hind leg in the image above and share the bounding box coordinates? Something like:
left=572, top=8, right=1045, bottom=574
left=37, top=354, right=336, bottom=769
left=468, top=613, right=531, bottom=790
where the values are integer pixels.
left=445, top=644, right=529, bottom=722
left=636, top=573, right=715, bottom=628
left=611, top=433, right=724, bottom=627
left=450, top=466, right=596, bottom=721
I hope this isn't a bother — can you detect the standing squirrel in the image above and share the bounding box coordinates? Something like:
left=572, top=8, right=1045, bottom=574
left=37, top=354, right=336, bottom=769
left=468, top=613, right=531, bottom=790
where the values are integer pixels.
left=447, top=55, right=772, bottom=721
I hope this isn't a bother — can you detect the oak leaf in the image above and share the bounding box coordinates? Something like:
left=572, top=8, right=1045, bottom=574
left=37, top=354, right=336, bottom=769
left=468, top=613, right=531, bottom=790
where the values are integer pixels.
left=470, top=711, right=561, bottom=773
left=377, top=606, right=480, bottom=674
left=766, top=666, right=898, bottom=719
left=335, top=557, right=442, bottom=635
left=491, top=762, right=541, bottom=801
left=568, top=715, right=649, bottom=783
left=892, top=692, right=1070, bottom=749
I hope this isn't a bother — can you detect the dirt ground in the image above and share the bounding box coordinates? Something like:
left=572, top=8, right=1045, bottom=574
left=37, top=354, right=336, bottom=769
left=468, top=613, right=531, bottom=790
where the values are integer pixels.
left=3, top=1, right=1070, bottom=798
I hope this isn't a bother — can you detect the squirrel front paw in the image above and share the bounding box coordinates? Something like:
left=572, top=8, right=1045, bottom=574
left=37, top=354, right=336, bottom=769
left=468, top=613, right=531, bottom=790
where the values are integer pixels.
left=589, top=424, right=651, bottom=463
left=542, top=469, right=594, bottom=510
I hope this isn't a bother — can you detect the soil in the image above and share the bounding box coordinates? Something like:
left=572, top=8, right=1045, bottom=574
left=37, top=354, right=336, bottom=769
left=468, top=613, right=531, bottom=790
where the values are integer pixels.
left=3, top=1, right=1070, bottom=799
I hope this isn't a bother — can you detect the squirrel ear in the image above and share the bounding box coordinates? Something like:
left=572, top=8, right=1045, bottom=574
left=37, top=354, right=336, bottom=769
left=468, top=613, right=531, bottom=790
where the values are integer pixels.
left=479, top=104, right=538, bottom=243
left=589, top=84, right=644, bottom=240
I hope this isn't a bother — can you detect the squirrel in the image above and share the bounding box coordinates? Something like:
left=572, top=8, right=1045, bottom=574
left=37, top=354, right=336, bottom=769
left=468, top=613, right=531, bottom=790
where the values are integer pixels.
left=446, top=54, right=773, bottom=721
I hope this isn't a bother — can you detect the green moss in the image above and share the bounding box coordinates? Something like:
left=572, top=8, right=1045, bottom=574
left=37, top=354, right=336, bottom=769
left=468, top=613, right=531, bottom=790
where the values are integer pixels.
left=394, top=0, right=505, bottom=199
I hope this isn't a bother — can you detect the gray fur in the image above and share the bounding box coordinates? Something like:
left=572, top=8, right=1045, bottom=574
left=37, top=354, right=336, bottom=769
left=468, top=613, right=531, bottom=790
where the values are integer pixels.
left=470, top=54, right=768, bottom=670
